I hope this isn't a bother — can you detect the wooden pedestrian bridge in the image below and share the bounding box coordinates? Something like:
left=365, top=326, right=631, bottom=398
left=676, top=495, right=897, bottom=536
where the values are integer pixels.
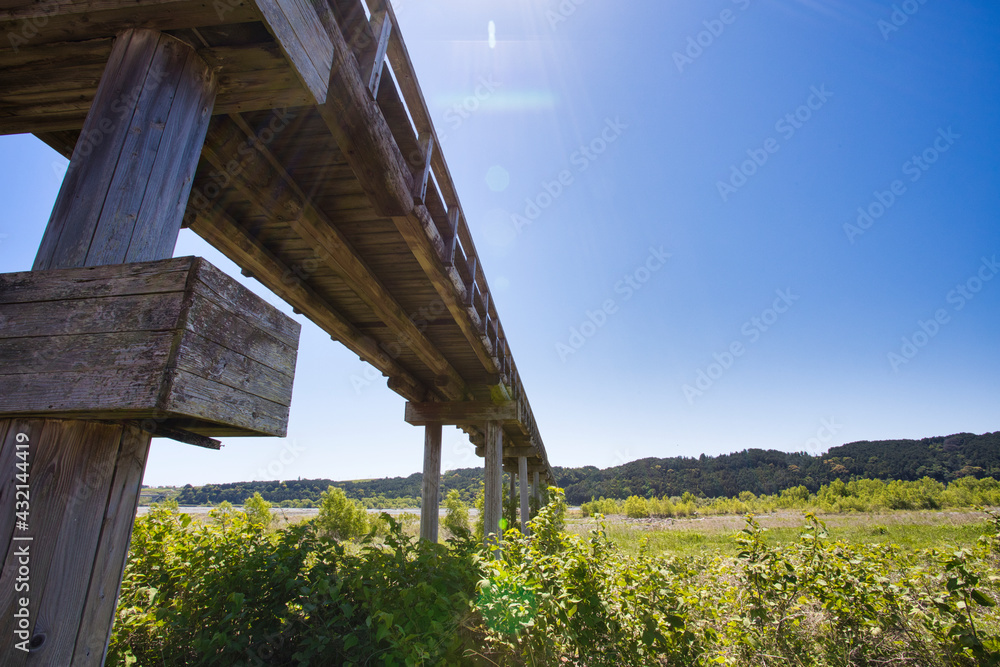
left=0, top=0, right=553, bottom=662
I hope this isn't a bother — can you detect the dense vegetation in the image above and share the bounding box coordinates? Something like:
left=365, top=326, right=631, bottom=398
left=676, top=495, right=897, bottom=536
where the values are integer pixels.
left=171, top=431, right=1000, bottom=507
left=110, top=489, right=1000, bottom=666
left=582, top=475, right=1000, bottom=518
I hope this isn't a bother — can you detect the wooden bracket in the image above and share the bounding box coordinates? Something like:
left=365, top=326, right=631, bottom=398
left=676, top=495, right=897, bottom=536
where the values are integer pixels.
left=364, top=10, right=393, bottom=97
left=412, top=132, right=434, bottom=204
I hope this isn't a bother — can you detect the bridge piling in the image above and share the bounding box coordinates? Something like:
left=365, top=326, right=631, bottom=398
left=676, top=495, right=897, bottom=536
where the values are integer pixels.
left=419, top=424, right=442, bottom=542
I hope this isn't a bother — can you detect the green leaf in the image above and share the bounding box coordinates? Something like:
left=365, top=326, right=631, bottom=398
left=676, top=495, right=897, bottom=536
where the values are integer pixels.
left=970, top=589, right=995, bottom=607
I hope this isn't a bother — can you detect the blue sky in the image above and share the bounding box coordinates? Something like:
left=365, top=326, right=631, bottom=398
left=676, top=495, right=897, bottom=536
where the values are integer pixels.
left=1, top=0, right=998, bottom=486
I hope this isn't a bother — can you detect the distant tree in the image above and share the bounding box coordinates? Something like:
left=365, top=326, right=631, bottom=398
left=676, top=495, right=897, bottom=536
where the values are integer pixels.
left=243, top=492, right=273, bottom=528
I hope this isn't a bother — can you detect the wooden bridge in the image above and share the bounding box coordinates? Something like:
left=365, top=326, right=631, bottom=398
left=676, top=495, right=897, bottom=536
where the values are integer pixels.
left=0, top=0, right=553, bottom=662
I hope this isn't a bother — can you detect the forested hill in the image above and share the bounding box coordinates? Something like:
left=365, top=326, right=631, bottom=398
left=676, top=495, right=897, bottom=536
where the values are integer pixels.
left=172, top=431, right=1000, bottom=506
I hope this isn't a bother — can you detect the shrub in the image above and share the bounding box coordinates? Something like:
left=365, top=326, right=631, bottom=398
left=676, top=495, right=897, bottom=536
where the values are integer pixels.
left=243, top=492, right=273, bottom=528
left=315, top=485, right=369, bottom=540
left=624, top=495, right=650, bottom=518
left=443, top=489, right=470, bottom=537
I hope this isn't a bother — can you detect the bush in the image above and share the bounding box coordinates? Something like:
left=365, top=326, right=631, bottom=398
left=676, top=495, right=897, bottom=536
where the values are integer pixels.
left=315, top=486, right=369, bottom=540
left=243, top=492, right=273, bottom=528
left=443, top=489, right=470, bottom=537
left=624, top=495, right=650, bottom=518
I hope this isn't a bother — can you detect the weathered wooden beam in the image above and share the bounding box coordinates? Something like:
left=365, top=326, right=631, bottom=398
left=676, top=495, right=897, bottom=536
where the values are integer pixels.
left=310, top=0, right=414, bottom=217
left=187, top=197, right=427, bottom=402
left=533, top=470, right=541, bottom=507
left=519, top=455, right=529, bottom=533
left=484, top=421, right=503, bottom=550
left=0, top=257, right=300, bottom=437
left=251, top=0, right=333, bottom=105
left=419, top=423, right=441, bottom=542
left=197, top=114, right=467, bottom=401
left=0, top=39, right=313, bottom=136
left=0, top=29, right=228, bottom=667
left=404, top=401, right=516, bottom=426
left=0, top=0, right=258, bottom=48
left=34, top=29, right=216, bottom=271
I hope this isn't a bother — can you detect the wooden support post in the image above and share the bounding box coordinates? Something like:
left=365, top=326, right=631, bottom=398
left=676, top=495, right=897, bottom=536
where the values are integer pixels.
left=533, top=470, right=541, bottom=507
left=483, top=421, right=503, bottom=551
left=420, top=424, right=442, bottom=542
left=509, top=471, right=516, bottom=516
left=0, top=29, right=216, bottom=666
left=519, top=455, right=529, bottom=534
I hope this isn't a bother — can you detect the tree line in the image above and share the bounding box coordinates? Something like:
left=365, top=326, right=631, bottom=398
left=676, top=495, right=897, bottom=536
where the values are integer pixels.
left=172, top=431, right=1000, bottom=506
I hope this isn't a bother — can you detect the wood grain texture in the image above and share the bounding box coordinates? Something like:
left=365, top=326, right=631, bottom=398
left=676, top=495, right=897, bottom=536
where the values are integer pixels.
left=32, top=30, right=217, bottom=271
left=518, top=455, right=528, bottom=534
left=419, top=423, right=441, bottom=543
left=484, top=420, right=503, bottom=551
left=404, top=401, right=516, bottom=426
left=251, top=0, right=333, bottom=104
left=0, top=257, right=300, bottom=437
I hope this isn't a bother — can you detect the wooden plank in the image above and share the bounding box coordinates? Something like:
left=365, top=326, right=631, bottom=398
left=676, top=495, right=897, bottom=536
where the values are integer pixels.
left=0, top=293, right=185, bottom=338
left=32, top=29, right=156, bottom=270
left=419, top=423, right=441, bottom=542
left=191, top=257, right=301, bottom=349
left=0, top=0, right=258, bottom=48
left=174, top=330, right=294, bottom=406
left=163, top=369, right=289, bottom=437
left=72, top=424, right=151, bottom=665
left=0, top=332, right=175, bottom=376
left=0, top=419, right=120, bottom=664
left=251, top=0, right=332, bottom=105
left=404, top=400, right=516, bottom=426
left=183, top=294, right=297, bottom=377
left=0, top=259, right=191, bottom=304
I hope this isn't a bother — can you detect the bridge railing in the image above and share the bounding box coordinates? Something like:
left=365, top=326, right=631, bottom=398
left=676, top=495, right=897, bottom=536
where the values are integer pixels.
left=329, top=0, right=546, bottom=468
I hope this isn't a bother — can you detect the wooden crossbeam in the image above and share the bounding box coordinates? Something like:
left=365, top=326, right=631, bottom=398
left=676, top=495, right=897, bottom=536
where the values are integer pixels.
left=404, top=401, right=517, bottom=426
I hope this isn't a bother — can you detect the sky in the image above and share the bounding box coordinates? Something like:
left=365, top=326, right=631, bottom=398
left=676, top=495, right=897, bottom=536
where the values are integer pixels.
left=1, top=0, right=998, bottom=486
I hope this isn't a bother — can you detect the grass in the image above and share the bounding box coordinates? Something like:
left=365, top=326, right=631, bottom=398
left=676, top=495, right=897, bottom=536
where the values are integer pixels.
left=566, top=509, right=993, bottom=557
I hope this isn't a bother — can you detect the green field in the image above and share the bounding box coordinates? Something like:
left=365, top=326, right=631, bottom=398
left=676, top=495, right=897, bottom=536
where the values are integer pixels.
left=568, top=509, right=994, bottom=557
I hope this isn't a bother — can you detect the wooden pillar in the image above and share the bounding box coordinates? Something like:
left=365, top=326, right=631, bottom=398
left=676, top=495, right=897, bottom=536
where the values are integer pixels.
left=419, top=424, right=442, bottom=542
left=533, top=470, right=541, bottom=506
left=483, top=421, right=503, bottom=549
left=509, top=471, right=516, bottom=513
left=518, top=456, right=529, bottom=534
left=0, top=29, right=215, bottom=666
